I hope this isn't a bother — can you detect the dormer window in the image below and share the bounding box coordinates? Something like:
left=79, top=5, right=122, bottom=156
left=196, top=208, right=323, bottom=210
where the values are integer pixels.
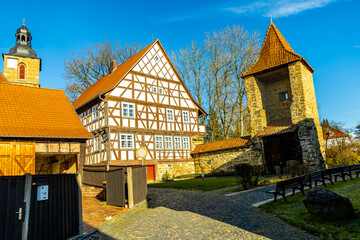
left=329, top=131, right=334, bottom=137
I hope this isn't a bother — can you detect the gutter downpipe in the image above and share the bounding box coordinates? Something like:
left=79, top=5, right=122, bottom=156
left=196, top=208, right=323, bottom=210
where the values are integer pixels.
left=99, top=94, right=111, bottom=167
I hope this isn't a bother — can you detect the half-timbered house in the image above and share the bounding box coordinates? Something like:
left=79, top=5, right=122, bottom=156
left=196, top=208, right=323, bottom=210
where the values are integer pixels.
left=73, top=40, right=207, bottom=181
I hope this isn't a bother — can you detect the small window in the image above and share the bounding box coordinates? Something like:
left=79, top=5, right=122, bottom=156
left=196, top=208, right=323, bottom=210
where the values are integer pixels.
left=120, top=134, right=134, bottom=149
left=166, top=109, right=174, bottom=122
left=21, top=35, right=25, bottom=42
left=182, top=111, right=190, bottom=123
left=153, top=86, right=157, bottom=94
left=183, top=137, right=190, bottom=150
left=91, top=105, right=99, bottom=121
left=174, top=136, right=182, bottom=149
left=93, top=136, right=101, bottom=152
left=279, top=92, right=290, bottom=102
left=164, top=136, right=173, bottom=150
left=158, top=87, right=164, bottom=95
left=329, top=131, right=334, bottom=137
left=154, top=54, right=160, bottom=62
left=155, top=135, right=163, bottom=149
left=19, top=64, right=26, bottom=79
left=122, top=102, right=135, bottom=118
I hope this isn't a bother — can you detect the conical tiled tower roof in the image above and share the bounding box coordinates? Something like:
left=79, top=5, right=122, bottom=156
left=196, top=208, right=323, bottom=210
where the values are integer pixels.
left=242, top=23, right=314, bottom=78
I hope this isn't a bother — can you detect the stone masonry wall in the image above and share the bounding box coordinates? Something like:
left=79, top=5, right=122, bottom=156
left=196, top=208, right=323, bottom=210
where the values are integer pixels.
left=288, top=61, right=325, bottom=163
left=157, top=161, right=195, bottom=181
left=3, top=55, right=41, bottom=87
left=192, top=147, right=262, bottom=175
left=244, top=75, right=267, bottom=137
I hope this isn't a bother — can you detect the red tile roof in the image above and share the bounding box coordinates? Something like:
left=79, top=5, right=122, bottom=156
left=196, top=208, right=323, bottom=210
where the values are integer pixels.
left=0, top=83, right=92, bottom=139
left=72, top=40, right=207, bottom=116
left=0, top=71, right=8, bottom=83
left=323, top=128, right=349, bottom=139
left=191, top=137, right=251, bottom=154
left=256, top=119, right=296, bottom=137
left=242, top=23, right=314, bottom=78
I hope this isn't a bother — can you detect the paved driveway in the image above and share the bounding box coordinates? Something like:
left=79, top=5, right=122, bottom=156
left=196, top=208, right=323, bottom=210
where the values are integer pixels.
left=83, top=187, right=318, bottom=240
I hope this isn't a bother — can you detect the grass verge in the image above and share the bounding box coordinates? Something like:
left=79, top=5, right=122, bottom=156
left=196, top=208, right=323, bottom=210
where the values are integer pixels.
left=259, top=177, right=360, bottom=240
left=148, top=177, right=239, bottom=191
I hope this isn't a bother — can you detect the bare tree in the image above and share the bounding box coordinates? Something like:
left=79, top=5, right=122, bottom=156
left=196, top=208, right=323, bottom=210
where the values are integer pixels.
left=173, top=25, right=260, bottom=141
left=64, top=40, right=144, bottom=102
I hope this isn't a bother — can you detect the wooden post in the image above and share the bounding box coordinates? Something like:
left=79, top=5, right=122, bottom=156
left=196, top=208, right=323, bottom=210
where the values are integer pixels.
left=22, top=173, right=32, bottom=240
left=76, top=174, right=83, bottom=235
left=127, top=167, right=134, bottom=208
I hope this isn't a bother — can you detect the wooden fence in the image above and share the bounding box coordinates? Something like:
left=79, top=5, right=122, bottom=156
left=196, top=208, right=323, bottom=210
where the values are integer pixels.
left=0, top=174, right=82, bottom=240
left=82, top=165, right=147, bottom=207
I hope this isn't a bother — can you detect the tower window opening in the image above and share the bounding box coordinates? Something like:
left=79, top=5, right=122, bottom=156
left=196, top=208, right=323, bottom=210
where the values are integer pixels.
left=17, top=35, right=20, bottom=41
left=27, top=37, right=30, bottom=43
left=279, top=91, right=290, bottom=102
left=21, top=35, right=25, bottom=41
left=19, top=65, right=26, bottom=79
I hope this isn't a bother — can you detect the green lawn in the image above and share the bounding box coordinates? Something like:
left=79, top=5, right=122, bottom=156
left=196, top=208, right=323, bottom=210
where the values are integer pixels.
left=148, top=177, right=239, bottom=191
left=259, top=177, right=360, bottom=240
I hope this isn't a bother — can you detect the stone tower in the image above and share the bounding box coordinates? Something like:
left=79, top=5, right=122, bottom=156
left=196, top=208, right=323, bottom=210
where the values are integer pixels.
left=2, top=23, right=41, bottom=87
left=242, top=23, right=325, bottom=171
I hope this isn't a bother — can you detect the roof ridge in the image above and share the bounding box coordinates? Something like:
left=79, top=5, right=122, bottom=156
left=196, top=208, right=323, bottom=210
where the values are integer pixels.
left=1, top=83, right=64, bottom=92
left=73, top=39, right=158, bottom=109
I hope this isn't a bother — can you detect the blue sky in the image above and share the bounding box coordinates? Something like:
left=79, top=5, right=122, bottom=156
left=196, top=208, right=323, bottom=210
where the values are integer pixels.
left=0, top=0, right=359, bottom=131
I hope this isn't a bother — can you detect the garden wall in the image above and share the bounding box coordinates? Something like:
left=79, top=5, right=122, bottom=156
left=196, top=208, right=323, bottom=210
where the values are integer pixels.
left=192, top=147, right=262, bottom=175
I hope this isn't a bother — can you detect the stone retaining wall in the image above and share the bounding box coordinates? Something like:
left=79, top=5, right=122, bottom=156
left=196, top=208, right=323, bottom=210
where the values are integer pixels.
left=157, top=161, right=195, bottom=181
left=192, top=147, right=262, bottom=175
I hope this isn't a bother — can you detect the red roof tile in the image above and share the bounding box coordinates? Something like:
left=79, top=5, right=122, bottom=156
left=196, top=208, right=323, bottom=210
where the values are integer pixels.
left=191, top=137, right=251, bottom=154
left=323, top=128, right=349, bottom=139
left=0, top=83, right=92, bottom=139
left=257, top=119, right=296, bottom=137
left=72, top=40, right=207, bottom=116
left=242, top=23, right=314, bottom=78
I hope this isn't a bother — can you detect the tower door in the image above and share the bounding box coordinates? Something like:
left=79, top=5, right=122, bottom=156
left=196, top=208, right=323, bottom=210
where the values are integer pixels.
left=263, top=132, right=302, bottom=173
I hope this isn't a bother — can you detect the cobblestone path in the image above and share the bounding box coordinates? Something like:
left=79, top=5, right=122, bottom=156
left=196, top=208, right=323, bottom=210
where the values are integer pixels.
left=83, top=187, right=319, bottom=240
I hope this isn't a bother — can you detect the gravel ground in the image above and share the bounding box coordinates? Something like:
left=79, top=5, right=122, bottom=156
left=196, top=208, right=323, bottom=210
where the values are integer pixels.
left=83, top=187, right=319, bottom=240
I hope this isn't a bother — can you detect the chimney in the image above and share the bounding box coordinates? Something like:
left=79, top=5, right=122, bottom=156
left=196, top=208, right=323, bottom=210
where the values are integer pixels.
left=110, top=60, right=117, bottom=72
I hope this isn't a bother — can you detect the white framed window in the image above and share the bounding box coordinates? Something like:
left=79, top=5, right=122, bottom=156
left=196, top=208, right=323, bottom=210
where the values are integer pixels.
left=122, top=102, right=135, bottom=118
left=182, top=110, right=189, bottom=123
left=164, top=136, right=173, bottom=150
left=155, top=135, right=164, bottom=149
left=93, top=136, right=101, bottom=152
left=166, top=108, right=174, bottom=122
left=120, top=133, right=134, bottom=149
left=7, top=58, right=18, bottom=68
left=158, top=87, right=164, bottom=95
left=183, top=137, right=190, bottom=150
left=92, top=104, right=99, bottom=121
left=174, top=136, right=182, bottom=149
left=153, top=86, right=157, bottom=94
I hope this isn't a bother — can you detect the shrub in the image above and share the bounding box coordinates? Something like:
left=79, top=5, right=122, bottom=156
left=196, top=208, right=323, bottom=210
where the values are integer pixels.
left=162, top=171, right=171, bottom=182
left=326, top=143, right=360, bottom=167
left=234, top=163, right=264, bottom=190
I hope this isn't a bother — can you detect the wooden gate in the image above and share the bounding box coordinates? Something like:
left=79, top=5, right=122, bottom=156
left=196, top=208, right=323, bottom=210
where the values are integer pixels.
left=132, top=166, right=148, bottom=205
left=106, top=168, right=126, bottom=207
left=0, top=142, right=35, bottom=176
left=146, top=165, right=155, bottom=182
left=263, top=132, right=302, bottom=173
left=0, top=176, right=25, bottom=240
left=0, top=174, right=82, bottom=240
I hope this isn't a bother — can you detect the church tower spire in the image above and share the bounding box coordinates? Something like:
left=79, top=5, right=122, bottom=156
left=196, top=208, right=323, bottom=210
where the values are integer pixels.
left=2, top=22, right=41, bottom=87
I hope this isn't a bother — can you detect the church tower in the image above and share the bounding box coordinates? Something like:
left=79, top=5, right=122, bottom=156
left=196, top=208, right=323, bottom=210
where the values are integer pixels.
left=2, top=23, right=41, bottom=87
left=242, top=23, right=325, bottom=171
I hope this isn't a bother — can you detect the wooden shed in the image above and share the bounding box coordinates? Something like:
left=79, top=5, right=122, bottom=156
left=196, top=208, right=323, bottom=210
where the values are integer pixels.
left=0, top=83, right=92, bottom=176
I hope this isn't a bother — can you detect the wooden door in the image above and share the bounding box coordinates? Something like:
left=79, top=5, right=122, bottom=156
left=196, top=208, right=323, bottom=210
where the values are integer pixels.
left=0, top=142, right=35, bottom=176
left=0, top=176, right=25, bottom=240
left=106, top=169, right=126, bottom=207
left=146, top=165, right=155, bottom=182
left=263, top=132, right=302, bottom=173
